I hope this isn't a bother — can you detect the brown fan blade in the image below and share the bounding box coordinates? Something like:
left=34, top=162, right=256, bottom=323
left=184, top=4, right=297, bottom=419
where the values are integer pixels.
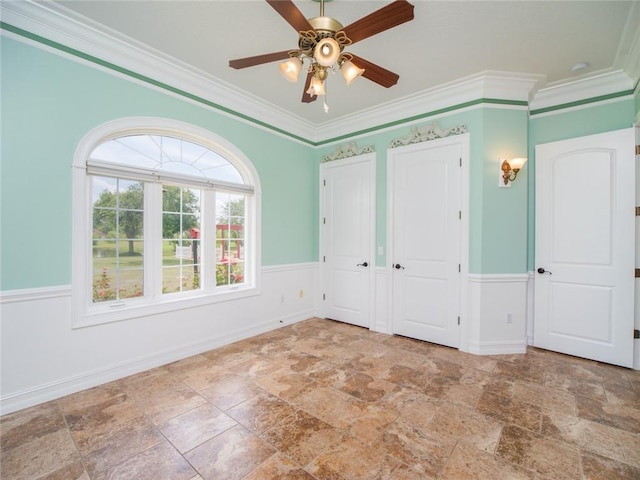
left=301, top=71, right=317, bottom=103
left=266, top=0, right=315, bottom=33
left=340, top=0, right=414, bottom=44
left=229, top=50, right=292, bottom=69
left=350, top=55, right=399, bottom=88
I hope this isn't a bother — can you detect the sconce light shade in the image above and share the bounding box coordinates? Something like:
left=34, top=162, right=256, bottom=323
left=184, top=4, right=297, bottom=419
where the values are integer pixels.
left=341, top=60, right=365, bottom=85
left=279, top=57, right=302, bottom=82
left=306, top=76, right=326, bottom=96
left=509, top=157, right=527, bottom=170
left=314, top=38, right=341, bottom=67
left=500, top=157, right=527, bottom=187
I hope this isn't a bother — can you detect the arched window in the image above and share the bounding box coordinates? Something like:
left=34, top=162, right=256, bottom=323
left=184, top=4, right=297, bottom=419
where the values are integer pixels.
left=72, top=118, right=261, bottom=327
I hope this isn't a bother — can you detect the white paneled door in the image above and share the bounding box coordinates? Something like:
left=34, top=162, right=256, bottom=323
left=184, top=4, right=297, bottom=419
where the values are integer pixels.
left=534, top=128, right=635, bottom=367
left=320, top=154, right=374, bottom=328
left=389, top=138, right=463, bottom=348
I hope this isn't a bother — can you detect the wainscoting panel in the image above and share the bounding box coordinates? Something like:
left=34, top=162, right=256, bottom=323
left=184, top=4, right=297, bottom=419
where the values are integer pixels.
left=372, top=267, right=391, bottom=334
left=467, top=274, right=529, bottom=355
left=0, top=263, right=318, bottom=415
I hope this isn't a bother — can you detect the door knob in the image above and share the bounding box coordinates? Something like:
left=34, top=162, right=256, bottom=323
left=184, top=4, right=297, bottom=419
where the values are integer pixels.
left=356, top=262, right=368, bottom=267
left=537, top=267, right=552, bottom=275
left=394, top=263, right=405, bottom=270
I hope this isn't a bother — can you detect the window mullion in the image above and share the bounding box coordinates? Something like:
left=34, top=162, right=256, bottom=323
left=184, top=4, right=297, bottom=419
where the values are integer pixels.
left=244, top=193, right=253, bottom=287
left=145, top=183, right=163, bottom=299
left=202, top=190, right=217, bottom=291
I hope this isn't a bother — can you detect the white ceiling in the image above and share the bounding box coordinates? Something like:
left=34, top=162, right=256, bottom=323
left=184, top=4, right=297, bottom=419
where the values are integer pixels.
left=45, top=1, right=640, bottom=125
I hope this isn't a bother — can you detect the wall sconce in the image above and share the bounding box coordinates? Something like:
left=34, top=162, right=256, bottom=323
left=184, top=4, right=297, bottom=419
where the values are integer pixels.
left=499, top=157, right=527, bottom=187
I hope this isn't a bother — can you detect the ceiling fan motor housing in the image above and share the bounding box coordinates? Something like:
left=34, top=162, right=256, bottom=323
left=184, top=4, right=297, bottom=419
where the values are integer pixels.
left=309, top=16, right=343, bottom=32
left=299, top=16, right=345, bottom=54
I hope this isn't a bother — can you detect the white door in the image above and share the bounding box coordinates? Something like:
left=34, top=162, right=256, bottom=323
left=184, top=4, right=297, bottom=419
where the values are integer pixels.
left=320, top=154, right=374, bottom=328
left=389, top=139, right=462, bottom=348
left=534, top=128, right=635, bottom=367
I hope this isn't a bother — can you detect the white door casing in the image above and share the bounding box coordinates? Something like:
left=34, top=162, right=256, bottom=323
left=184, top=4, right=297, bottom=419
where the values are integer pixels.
left=636, top=126, right=640, bottom=371
left=388, top=136, right=467, bottom=348
left=534, top=128, right=635, bottom=367
left=320, top=154, right=375, bottom=328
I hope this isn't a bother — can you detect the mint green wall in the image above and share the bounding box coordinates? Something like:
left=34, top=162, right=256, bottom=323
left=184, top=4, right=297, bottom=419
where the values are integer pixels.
left=317, top=107, right=529, bottom=274
left=0, top=38, right=317, bottom=290
left=2, top=34, right=634, bottom=289
left=527, top=98, right=636, bottom=270
left=529, top=100, right=635, bottom=146
left=476, top=108, right=529, bottom=273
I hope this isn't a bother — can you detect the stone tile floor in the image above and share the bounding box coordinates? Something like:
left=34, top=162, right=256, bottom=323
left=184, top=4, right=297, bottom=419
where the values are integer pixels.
left=2, top=318, right=640, bottom=479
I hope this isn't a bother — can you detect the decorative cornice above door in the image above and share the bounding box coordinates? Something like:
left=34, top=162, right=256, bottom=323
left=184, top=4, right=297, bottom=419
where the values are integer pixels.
left=389, top=121, right=467, bottom=148
left=321, top=142, right=375, bottom=162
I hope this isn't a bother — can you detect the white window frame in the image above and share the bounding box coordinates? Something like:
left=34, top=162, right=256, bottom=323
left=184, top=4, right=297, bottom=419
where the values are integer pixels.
left=72, top=117, right=262, bottom=328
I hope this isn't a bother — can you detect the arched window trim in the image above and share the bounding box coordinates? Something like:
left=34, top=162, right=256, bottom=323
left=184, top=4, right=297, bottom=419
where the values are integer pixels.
left=72, top=117, right=262, bottom=328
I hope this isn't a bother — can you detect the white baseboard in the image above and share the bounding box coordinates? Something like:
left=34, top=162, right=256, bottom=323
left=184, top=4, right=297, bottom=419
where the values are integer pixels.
left=467, top=339, right=528, bottom=356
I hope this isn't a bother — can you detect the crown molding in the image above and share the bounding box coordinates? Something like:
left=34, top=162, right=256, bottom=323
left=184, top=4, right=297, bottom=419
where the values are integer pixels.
left=529, top=69, right=634, bottom=112
left=614, top=1, right=640, bottom=83
left=314, top=71, right=544, bottom=141
left=2, top=1, right=635, bottom=145
left=0, top=0, right=317, bottom=143
left=1, top=1, right=543, bottom=145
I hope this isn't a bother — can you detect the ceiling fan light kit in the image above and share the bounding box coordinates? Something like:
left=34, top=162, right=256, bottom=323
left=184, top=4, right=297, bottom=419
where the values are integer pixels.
left=279, top=57, right=303, bottom=82
left=307, top=74, right=326, bottom=96
left=229, top=0, right=415, bottom=111
left=341, top=60, right=365, bottom=86
left=314, top=37, right=341, bottom=66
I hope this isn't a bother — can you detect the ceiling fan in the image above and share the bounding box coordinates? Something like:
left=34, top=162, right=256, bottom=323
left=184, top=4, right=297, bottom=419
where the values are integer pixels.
left=229, top=0, right=415, bottom=110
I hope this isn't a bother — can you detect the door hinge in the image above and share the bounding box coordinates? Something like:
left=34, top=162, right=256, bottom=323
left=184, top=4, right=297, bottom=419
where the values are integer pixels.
left=323, top=179, right=326, bottom=186
left=635, top=329, right=640, bottom=339
left=458, top=210, right=461, bottom=220
left=636, top=206, right=640, bottom=217
left=459, top=158, right=462, bottom=167
left=322, top=293, right=326, bottom=301
left=323, top=255, right=326, bottom=263
left=458, top=264, right=461, bottom=273
left=323, top=217, right=326, bottom=225
left=636, top=269, right=640, bottom=278
left=635, top=145, right=640, bottom=155
left=457, top=316, right=460, bottom=325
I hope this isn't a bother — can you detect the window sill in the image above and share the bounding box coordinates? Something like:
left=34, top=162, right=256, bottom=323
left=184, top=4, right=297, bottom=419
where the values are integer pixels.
left=73, top=285, right=260, bottom=329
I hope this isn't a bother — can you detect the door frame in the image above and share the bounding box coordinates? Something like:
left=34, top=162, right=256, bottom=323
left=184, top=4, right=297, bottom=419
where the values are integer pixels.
left=319, top=152, right=376, bottom=328
left=386, top=134, right=470, bottom=350
left=636, top=125, right=640, bottom=370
